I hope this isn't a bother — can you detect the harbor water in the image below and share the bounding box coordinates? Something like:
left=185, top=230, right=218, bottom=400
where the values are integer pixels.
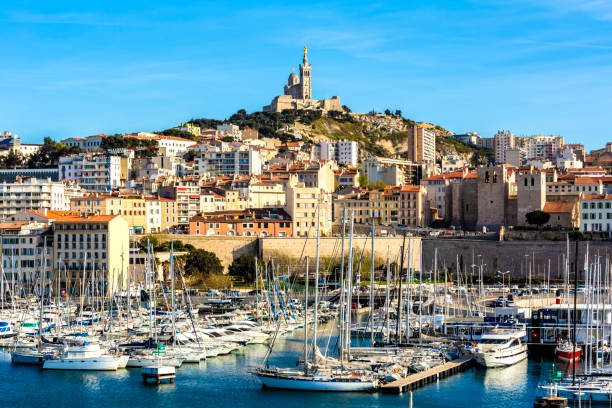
left=0, top=325, right=557, bottom=407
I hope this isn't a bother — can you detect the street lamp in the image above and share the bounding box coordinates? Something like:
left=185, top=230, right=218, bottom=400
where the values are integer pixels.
left=497, top=270, right=511, bottom=293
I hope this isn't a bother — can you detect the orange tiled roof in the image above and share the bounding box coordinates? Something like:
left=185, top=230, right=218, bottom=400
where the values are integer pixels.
left=543, top=202, right=574, bottom=213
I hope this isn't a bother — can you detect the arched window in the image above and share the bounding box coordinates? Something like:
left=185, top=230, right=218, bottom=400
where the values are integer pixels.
left=524, top=178, right=528, bottom=187
left=485, top=171, right=490, bottom=183
left=531, top=177, right=534, bottom=186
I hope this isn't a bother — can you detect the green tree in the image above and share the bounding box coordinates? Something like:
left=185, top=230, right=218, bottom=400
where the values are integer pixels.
left=394, top=109, right=402, bottom=117
left=374, top=180, right=386, bottom=190
left=384, top=109, right=392, bottom=116
left=358, top=174, right=369, bottom=187
left=525, top=210, right=550, bottom=228
left=0, top=151, right=24, bottom=168
left=228, top=254, right=257, bottom=283
left=183, top=249, right=223, bottom=278
left=27, top=137, right=81, bottom=168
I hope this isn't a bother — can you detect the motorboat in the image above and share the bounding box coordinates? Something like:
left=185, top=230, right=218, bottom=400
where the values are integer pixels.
left=474, top=326, right=528, bottom=368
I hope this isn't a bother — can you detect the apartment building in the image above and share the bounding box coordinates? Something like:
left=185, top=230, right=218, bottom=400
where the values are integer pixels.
left=189, top=208, right=292, bottom=237
left=362, top=156, right=424, bottom=186
left=580, top=194, right=612, bottom=233
left=494, top=130, right=516, bottom=164
left=247, top=181, right=286, bottom=208
left=159, top=180, right=202, bottom=227
left=399, top=185, right=425, bottom=227
left=405, top=125, right=436, bottom=163
left=59, top=154, right=122, bottom=191
left=0, top=221, right=53, bottom=284
left=0, top=178, right=77, bottom=219
left=61, top=134, right=106, bottom=152
left=518, top=135, right=564, bottom=162
left=70, top=193, right=177, bottom=234
left=285, top=184, right=332, bottom=237
left=194, top=144, right=262, bottom=177
left=319, top=140, right=358, bottom=165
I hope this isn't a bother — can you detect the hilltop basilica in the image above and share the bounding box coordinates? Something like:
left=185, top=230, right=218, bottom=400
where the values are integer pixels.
left=263, top=47, right=342, bottom=112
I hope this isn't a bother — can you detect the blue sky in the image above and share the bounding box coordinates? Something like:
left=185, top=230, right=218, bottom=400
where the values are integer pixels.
left=1, top=1, right=611, bottom=150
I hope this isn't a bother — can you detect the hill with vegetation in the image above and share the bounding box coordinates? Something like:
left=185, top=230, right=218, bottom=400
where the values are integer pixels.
left=176, top=108, right=492, bottom=166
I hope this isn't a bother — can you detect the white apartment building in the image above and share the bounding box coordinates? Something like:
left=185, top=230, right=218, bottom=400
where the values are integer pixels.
left=194, top=144, right=262, bottom=177
left=318, top=140, right=358, bottom=166
left=0, top=178, right=74, bottom=219
left=217, top=124, right=241, bottom=140
left=337, top=140, right=358, bottom=165
left=59, top=154, right=121, bottom=191
left=518, top=135, right=564, bottom=162
left=441, top=156, right=469, bottom=172
left=62, top=134, right=106, bottom=152
left=556, top=148, right=583, bottom=169
left=144, top=198, right=163, bottom=233
left=319, top=141, right=336, bottom=162
left=580, top=194, right=612, bottom=234
left=155, top=136, right=197, bottom=157
left=494, top=130, right=516, bottom=164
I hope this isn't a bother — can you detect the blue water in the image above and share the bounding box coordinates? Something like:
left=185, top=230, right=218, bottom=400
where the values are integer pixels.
left=0, top=327, right=554, bottom=407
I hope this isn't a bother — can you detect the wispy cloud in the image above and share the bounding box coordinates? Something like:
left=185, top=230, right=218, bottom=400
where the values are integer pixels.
left=2, top=10, right=136, bottom=26
left=532, top=0, right=612, bottom=21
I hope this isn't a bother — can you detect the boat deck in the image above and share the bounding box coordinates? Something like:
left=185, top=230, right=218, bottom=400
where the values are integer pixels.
left=380, top=354, right=474, bottom=393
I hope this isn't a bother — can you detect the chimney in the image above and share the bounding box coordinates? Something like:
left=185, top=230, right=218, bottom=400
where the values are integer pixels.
left=42, top=208, right=48, bottom=216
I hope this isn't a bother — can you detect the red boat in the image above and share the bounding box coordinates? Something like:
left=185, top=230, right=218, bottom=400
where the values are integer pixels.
left=555, top=341, right=581, bottom=362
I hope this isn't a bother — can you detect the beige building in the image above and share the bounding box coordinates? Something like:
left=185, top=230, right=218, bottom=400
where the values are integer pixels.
left=285, top=183, right=332, bottom=237
left=405, top=125, right=436, bottom=163
left=70, top=194, right=177, bottom=234
left=248, top=181, right=286, bottom=208
left=15, top=210, right=129, bottom=294
left=399, top=185, right=426, bottom=226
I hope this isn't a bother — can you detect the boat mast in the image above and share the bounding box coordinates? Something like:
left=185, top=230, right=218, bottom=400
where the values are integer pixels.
left=170, top=241, right=176, bottom=348
left=396, top=234, right=406, bottom=344
left=312, top=197, right=321, bottom=366
left=572, top=239, right=579, bottom=385
left=369, top=215, right=375, bottom=345
left=344, top=211, right=354, bottom=360
left=338, top=209, right=346, bottom=362
left=303, top=256, right=309, bottom=373
left=385, top=247, right=390, bottom=343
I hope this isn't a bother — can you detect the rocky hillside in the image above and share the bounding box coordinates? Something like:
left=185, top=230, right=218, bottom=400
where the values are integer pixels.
left=182, top=109, right=492, bottom=165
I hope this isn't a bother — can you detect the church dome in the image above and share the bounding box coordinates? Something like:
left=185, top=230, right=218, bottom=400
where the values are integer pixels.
left=288, top=72, right=299, bottom=86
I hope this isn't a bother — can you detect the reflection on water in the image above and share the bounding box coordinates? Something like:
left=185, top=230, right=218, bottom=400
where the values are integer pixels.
left=482, top=359, right=528, bottom=389
left=0, top=333, right=556, bottom=408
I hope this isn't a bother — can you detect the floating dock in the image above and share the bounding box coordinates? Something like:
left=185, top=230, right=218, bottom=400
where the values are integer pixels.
left=381, top=354, right=474, bottom=393
left=142, top=365, right=176, bottom=384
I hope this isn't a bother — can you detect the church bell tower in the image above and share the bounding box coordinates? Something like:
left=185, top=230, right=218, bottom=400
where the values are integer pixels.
left=299, top=46, right=311, bottom=100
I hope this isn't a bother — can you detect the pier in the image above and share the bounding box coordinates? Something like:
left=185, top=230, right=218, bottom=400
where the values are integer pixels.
left=381, top=355, right=474, bottom=394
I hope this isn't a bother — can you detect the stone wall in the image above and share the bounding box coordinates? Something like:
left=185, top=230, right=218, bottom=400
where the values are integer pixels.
left=422, top=239, right=612, bottom=280
left=155, top=235, right=258, bottom=271
left=259, top=236, right=422, bottom=269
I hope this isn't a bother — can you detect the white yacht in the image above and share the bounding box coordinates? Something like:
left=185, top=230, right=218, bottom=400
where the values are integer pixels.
left=474, top=326, right=528, bottom=368
left=43, top=342, right=122, bottom=371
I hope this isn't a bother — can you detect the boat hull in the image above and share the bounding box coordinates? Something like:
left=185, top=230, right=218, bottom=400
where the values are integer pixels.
left=255, top=373, right=377, bottom=392
left=43, top=356, right=120, bottom=371
left=475, top=345, right=528, bottom=368
left=556, top=347, right=581, bottom=363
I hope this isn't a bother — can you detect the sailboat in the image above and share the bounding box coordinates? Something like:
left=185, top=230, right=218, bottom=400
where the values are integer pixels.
left=555, top=236, right=581, bottom=363
left=11, top=238, right=57, bottom=365
left=252, top=208, right=379, bottom=392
